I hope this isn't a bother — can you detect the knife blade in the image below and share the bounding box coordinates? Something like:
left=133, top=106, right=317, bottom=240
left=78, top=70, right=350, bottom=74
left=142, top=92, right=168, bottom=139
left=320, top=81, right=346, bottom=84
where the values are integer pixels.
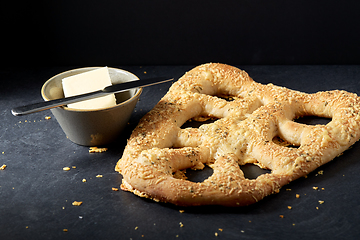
left=11, top=76, right=174, bottom=116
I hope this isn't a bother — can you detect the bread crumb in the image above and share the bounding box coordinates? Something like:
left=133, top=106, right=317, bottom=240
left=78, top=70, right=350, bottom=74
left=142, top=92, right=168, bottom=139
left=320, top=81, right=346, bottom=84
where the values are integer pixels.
left=89, top=147, right=108, bottom=153
left=296, top=194, right=300, bottom=198
left=313, top=186, right=318, bottom=190
left=279, top=215, right=284, bottom=218
left=72, top=201, right=83, bottom=206
left=112, top=187, right=119, bottom=191
left=316, top=207, right=319, bottom=210
left=72, top=166, right=76, bottom=169
left=63, top=167, right=70, bottom=171
left=179, top=222, right=184, bottom=227
left=82, top=179, right=87, bottom=182
left=179, top=210, right=184, bottom=213
left=318, top=200, right=324, bottom=204
left=218, top=228, right=223, bottom=232
left=0, top=164, right=7, bottom=170
left=318, top=170, right=323, bottom=175
left=45, top=116, right=51, bottom=120
left=96, top=174, right=103, bottom=178
left=321, top=187, right=325, bottom=190
left=135, top=226, right=138, bottom=230
left=287, top=206, right=292, bottom=210
left=63, top=229, right=68, bottom=232
left=286, top=188, right=291, bottom=191
left=215, top=232, right=218, bottom=237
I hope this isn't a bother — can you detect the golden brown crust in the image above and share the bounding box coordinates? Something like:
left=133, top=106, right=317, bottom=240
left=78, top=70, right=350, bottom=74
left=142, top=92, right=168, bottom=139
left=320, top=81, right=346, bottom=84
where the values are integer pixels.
left=115, top=63, right=360, bottom=206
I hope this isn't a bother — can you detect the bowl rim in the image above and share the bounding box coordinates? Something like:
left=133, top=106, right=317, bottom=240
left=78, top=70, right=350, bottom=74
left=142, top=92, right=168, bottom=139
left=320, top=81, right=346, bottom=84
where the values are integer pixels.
left=41, top=66, right=143, bottom=112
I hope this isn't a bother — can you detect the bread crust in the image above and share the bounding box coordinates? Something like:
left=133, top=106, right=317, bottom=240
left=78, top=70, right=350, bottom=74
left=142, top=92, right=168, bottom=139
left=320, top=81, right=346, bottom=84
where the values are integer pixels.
left=116, top=63, right=360, bottom=206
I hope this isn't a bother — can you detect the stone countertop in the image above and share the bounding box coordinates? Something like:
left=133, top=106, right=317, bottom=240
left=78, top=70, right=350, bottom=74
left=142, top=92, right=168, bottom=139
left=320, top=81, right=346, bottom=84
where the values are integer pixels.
left=1, top=65, right=360, bottom=240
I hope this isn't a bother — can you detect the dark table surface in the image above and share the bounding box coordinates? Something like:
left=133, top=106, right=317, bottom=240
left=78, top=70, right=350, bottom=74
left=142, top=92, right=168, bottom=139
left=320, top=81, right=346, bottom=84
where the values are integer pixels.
left=1, top=65, right=360, bottom=240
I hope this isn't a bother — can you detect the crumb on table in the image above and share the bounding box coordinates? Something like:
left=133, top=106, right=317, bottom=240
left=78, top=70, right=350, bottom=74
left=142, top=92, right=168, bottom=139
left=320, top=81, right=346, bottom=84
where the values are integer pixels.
left=72, top=201, right=83, bottom=206
left=89, top=147, right=108, bottom=153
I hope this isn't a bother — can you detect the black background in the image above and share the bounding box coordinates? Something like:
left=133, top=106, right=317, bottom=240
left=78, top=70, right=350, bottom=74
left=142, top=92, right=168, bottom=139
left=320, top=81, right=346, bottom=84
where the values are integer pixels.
left=3, top=0, right=360, bottom=66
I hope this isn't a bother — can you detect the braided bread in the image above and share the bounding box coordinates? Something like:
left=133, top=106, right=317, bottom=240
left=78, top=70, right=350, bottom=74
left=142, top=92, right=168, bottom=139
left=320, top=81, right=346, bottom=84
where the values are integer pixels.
left=115, top=63, right=360, bottom=206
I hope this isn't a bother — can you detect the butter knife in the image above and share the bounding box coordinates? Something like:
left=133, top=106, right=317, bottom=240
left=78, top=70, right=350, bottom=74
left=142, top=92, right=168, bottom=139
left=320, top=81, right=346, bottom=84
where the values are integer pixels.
left=11, top=76, right=173, bottom=116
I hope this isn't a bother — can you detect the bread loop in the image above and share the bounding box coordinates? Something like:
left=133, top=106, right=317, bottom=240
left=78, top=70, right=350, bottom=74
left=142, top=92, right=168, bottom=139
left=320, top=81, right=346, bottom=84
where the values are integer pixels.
left=116, top=63, right=360, bottom=206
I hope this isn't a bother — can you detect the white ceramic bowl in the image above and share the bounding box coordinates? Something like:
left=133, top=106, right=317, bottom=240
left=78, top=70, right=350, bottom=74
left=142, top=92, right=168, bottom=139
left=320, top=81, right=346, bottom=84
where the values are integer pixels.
left=41, top=67, right=142, bottom=146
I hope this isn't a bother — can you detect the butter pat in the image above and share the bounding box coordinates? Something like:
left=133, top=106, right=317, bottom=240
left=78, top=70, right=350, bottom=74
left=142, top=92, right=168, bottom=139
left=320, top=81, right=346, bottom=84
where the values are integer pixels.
left=62, top=67, right=117, bottom=110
